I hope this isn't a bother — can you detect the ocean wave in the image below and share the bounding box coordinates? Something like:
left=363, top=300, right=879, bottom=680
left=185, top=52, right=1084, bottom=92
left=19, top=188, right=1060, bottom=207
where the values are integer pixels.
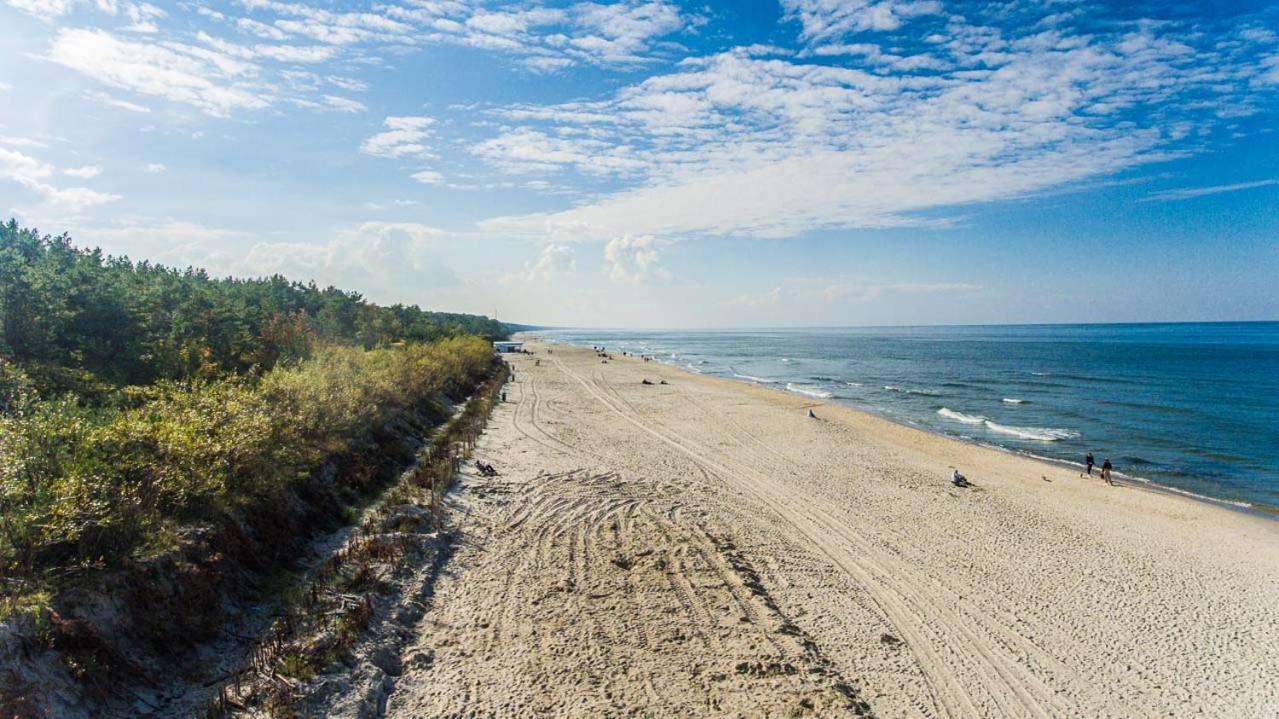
left=937, top=408, right=985, bottom=424
left=1002, top=398, right=1026, bottom=404
left=983, top=421, right=1079, bottom=441
left=733, top=372, right=778, bottom=384
left=846, top=381, right=864, bottom=387
left=786, top=383, right=832, bottom=399
left=883, top=385, right=942, bottom=396
left=684, top=363, right=703, bottom=374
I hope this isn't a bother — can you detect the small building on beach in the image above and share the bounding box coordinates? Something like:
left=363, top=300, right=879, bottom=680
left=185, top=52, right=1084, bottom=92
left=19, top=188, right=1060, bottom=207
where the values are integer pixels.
left=493, top=341, right=524, bottom=353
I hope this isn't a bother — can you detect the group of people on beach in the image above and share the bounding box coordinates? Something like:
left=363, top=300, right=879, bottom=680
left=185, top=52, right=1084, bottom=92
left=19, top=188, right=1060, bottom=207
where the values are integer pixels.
left=1084, top=452, right=1114, bottom=485
left=949, top=454, right=1115, bottom=489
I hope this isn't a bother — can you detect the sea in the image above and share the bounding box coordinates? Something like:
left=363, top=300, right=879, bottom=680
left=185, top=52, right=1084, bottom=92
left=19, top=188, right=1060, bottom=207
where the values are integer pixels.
left=538, top=323, right=1279, bottom=511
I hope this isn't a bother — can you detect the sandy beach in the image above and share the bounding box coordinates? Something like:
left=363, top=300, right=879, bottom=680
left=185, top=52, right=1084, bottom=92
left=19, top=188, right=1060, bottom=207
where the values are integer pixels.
left=385, top=339, right=1279, bottom=717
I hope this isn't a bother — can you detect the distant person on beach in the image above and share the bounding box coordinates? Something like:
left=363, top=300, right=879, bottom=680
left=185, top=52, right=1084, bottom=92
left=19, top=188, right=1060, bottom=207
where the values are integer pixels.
left=1085, top=452, right=1095, bottom=476
left=807, top=408, right=816, bottom=419
left=1102, top=458, right=1114, bottom=485
left=951, top=469, right=969, bottom=488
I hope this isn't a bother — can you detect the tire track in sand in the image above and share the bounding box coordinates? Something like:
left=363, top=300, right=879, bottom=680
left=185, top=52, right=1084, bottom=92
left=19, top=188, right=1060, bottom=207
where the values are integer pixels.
left=555, top=355, right=1078, bottom=718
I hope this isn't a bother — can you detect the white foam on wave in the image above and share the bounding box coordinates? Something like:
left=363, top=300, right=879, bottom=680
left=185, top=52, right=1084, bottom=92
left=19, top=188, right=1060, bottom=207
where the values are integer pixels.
left=786, top=383, right=832, bottom=399
left=846, top=381, right=863, bottom=387
left=733, top=373, right=778, bottom=384
left=983, top=421, right=1079, bottom=441
left=684, top=363, right=703, bottom=374
left=937, top=408, right=985, bottom=425
left=1002, top=398, right=1026, bottom=404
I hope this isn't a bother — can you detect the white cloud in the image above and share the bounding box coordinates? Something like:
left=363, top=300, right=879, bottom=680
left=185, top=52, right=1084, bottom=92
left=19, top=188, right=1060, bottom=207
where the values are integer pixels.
left=471, top=128, right=646, bottom=177
left=1143, top=179, right=1279, bottom=202
left=4, top=0, right=76, bottom=19
left=82, top=90, right=152, bottom=112
left=321, top=94, right=366, bottom=113
left=410, top=169, right=444, bottom=185
left=0, top=147, right=120, bottom=211
left=477, top=13, right=1279, bottom=241
left=781, top=0, right=944, bottom=43
left=47, top=28, right=270, bottom=116
left=74, top=220, right=244, bottom=267
left=144, top=162, right=167, bottom=173
left=0, top=136, right=50, bottom=149
left=604, top=235, right=670, bottom=284
left=360, top=116, right=434, bottom=159
left=503, top=242, right=576, bottom=284
left=242, top=222, right=460, bottom=300
left=63, top=164, right=102, bottom=178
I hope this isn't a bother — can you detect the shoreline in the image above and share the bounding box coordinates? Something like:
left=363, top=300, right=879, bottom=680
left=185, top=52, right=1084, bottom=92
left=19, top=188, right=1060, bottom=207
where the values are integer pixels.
left=524, top=332, right=1277, bottom=521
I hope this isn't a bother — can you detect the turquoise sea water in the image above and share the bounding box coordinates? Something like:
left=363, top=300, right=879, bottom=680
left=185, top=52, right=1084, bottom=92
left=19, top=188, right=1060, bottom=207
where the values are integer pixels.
left=540, top=323, right=1279, bottom=510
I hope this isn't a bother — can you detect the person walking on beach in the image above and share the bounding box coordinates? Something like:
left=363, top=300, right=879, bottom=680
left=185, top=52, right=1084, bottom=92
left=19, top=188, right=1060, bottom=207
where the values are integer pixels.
left=1085, top=452, right=1095, bottom=476
left=1102, top=458, right=1114, bottom=485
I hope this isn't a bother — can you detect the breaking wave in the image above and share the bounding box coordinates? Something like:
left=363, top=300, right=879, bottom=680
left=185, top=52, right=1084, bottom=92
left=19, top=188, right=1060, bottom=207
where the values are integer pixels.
left=983, top=421, right=1079, bottom=441
left=937, top=408, right=985, bottom=425
left=786, top=383, right=832, bottom=399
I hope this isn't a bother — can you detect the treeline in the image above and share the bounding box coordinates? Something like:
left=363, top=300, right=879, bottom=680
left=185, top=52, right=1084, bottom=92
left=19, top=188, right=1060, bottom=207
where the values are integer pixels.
left=0, top=219, right=506, bottom=390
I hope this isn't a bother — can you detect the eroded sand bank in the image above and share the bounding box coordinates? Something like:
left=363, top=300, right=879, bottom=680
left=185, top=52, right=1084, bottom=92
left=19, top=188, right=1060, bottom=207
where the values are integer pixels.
left=385, top=340, right=1279, bottom=717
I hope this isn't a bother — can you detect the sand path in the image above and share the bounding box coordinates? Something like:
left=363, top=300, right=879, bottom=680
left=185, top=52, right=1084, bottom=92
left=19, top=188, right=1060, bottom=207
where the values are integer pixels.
left=385, top=342, right=1279, bottom=717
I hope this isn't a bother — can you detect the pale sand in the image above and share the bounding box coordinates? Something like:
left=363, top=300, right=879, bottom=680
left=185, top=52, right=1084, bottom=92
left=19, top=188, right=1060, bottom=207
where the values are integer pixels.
left=386, top=340, right=1279, bottom=717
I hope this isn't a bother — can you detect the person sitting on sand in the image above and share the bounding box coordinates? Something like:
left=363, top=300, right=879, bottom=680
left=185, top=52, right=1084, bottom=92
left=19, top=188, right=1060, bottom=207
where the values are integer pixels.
left=1102, top=458, right=1113, bottom=485
left=807, top=408, right=817, bottom=419
left=952, top=469, right=969, bottom=488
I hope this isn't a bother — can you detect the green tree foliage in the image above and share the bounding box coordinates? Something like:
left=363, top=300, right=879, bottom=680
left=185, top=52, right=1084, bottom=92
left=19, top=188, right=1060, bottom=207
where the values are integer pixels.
left=0, top=219, right=506, bottom=388
left=0, top=220, right=507, bottom=580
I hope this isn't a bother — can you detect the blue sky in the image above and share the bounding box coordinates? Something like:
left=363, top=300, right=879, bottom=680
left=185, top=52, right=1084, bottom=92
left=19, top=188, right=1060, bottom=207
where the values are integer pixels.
left=1, top=0, right=1277, bottom=327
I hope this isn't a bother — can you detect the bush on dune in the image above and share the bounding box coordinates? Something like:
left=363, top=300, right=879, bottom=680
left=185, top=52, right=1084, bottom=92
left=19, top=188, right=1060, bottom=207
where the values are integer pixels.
left=0, top=336, right=495, bottom=578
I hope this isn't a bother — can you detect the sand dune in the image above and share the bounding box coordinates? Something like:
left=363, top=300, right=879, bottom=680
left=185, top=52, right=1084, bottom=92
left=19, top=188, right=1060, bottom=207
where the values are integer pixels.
left=386, top=341, right=1279, bottom=717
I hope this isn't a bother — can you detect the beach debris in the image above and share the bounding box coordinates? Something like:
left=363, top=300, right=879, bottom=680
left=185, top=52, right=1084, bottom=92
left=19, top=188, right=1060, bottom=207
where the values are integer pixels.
left=642, top=379, right=653, bottom=385
left=879, top=633, right=902, bottom=646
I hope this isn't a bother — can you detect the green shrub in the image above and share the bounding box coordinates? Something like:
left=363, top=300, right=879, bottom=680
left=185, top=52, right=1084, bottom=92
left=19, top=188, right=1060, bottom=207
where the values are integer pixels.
left=0, top=337, right=494, bottom=576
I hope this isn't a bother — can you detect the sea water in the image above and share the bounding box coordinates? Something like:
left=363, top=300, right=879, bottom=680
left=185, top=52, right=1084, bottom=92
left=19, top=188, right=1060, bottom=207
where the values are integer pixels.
left=540, top=323, right=1279, bottom=510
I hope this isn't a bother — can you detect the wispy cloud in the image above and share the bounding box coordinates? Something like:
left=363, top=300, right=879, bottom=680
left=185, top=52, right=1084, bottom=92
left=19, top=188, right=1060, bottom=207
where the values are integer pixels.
left=63, top=164, right=101, bottom=178
left=360, top=116, right=435, bottom=159
left=1143, top=179, right=1279, bottom=202
left=477, top=6, right=1279, bottom=242
left=47, top=28, right=270, bottom=116
left=781, top=0, right=943, bottom=42
left=0, top=146, right=120, bottom=210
